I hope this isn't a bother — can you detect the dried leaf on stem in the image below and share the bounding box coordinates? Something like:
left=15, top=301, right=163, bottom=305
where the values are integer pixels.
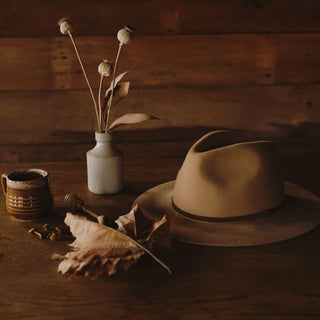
left=109, top=113, right=159, bottom=132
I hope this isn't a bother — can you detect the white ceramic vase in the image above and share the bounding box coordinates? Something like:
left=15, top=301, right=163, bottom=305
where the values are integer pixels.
left=86, top=132, right=123, bottom=194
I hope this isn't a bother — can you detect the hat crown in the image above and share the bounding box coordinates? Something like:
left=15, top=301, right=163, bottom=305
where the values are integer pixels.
left=172, top=131, right=285, bottom=219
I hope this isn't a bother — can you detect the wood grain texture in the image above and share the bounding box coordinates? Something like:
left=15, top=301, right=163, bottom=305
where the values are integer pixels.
left=0, top=141, right=189, bottom=163
left=0, top=84, right=319, bottom=162
left=0, top=135, right=319, bottom=163
left=1, top=0, right=320, bottom=165
left=1, top=34, right=320, bottom=91
left=0, top=86, right=319, bottom=143
left=1, top=0, right=320, bottom=36
left=0, top=156, right=319, bottom=320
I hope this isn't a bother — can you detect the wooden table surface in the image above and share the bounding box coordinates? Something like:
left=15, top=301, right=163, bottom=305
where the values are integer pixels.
left=0, top=155, right=320, bottom=320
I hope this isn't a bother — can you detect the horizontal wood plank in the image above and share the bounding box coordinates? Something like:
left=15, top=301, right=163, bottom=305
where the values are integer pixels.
left=0, top=85, right=319, bottom=148
left=1, top=0, right=320, bottom=36
left=0, top=141, right=188, bottom=163
left=1, top=34, right=320, bottom=91
left=1, top=136, right=319, bottom=163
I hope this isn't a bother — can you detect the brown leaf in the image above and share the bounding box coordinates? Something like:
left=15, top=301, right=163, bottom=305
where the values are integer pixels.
left=110, top=71, right=130, bottom=91
left=133, top=204, right=156, bottom=240
left=116, top=205, right=171, bottom=250
left=53, top=213, right=144, bottom=278
left=105, top=73, right=130, bottom=101
left=65, top=213, right=137, bottom=250
left=148, top=217, right=173, bottom=250
left=109, top=113, right=159, bottom=131
left=101, top=71, right=130, bottom=121
left=53, top=210, right=172, bottom=278
left=117, top=204, right=165, bottom=241
left=103, top=82, right=130, bottom=121
left=112, top=81, right=130, bottom=106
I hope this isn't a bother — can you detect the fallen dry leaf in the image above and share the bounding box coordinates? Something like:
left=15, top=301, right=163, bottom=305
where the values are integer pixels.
left=52, top=213, right=143, bottom=278
left=53, top=205, right=171, bottom=279
left=116, top=204, right=170, bottom=249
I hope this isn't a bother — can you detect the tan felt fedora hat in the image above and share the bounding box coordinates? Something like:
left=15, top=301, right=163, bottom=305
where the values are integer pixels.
left=134, top=131, right=320, bottom=246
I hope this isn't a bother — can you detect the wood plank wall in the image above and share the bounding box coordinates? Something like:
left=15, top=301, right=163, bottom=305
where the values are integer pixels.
left=0, top=0, right=320, bottom=162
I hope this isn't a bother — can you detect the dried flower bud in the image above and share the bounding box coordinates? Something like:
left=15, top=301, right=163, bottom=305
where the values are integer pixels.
left=58, top=17, right=73, bottom=35
left=117, top=25, right=135, bottom=45
left=98, top=60, right=113, bottom=77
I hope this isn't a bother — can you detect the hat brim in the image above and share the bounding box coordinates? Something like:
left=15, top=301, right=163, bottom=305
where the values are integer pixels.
left=133, top=181, right=320, bottom=246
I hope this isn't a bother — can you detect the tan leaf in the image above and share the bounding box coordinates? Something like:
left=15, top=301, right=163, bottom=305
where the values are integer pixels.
left=117, top=204, right=167, bottom=242
left=109, top=113, right=159, bottom=131
left=102, top=71, right=130, bottom=119
left=53, top=211, right=172, bottom=278
left=53, top=213, right=144, bottom=278
left=104, top=71, right=129, bottom=103
left=116, top=205, right=171, bottom=251
left=65, top=213, right=137, bottom=250
left=148, top=216, right=173, bottom=251
left=111, top=81, right=130, bottom=106
left=116, top=205, right=172, bottom=274
left=103, top=82, right=130, bottom=121
left=111, top=71, right=130, bottom=90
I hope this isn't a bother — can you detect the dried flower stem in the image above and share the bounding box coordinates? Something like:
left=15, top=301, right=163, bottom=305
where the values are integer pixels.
left=68, top=31, right=101, bottom=132
left=98, top=74, right=104, bottom=130
left=105, top=43, right=123, bottom=132
left=132, top=239, right=172, bottom=275
left=115, top=224, right=172, bottom=274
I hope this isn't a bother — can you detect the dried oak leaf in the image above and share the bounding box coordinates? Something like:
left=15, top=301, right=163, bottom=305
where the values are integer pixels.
left=116, top=204, right=171, bottom=250
left=53, top=205, right=170, bottom=279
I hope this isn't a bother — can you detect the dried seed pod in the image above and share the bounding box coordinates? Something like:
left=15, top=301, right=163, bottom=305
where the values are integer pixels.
left=47, top=231, right=61, bottom=241
left=58, top=17, right=73, bottom=35
left=28, top=227, right=43, bottom=240
left=117, top=25, right=135, bottom=45
left=42, top=224, right=50, bottom=234
left=98, top=60, right=113, bottom=77
left=28, top=227, right=36, bottom=233
left=55, top=227, right=62, bottom=236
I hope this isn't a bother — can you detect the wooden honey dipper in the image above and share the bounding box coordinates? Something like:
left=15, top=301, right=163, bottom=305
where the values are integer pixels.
left=64, top=193, right=118, bottom=229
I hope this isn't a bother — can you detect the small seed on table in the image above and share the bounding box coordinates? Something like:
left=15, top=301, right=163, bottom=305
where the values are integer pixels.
left=28, top=227, right=43, bottom=239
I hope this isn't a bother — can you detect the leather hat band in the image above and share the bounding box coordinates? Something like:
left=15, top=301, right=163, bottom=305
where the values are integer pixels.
left=172, top=197, right=286, bottom=222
